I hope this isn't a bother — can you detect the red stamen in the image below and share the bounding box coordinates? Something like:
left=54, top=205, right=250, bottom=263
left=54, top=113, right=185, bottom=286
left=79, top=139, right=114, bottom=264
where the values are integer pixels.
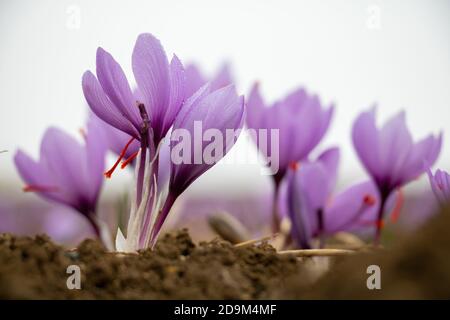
left=437, top=183, right=444, bottom=190
left=23, top=185, right=59, bottom=193
left=390, top=189, right=404, bottom=223
left=289, top=161, right=300, bottom=171
left=363, top=194, right=376, bottom=206
left=121, top=150, right=139, bottom=169
left=104, top=137, right=136, bottom=179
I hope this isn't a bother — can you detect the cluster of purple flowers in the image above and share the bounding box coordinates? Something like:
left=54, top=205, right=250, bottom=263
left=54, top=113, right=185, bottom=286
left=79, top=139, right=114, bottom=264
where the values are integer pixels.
left=13, top=33, right=447, bottom=251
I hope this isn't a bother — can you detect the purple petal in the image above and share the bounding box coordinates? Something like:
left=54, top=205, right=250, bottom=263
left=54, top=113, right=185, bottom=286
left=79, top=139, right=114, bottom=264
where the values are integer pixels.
left=160, top=54, right=186, bottom=139
left=82, top=71, right=139, bottom=139
left=315, top=103, right=334, bottom=147
left=15, top=150, right=50, bottom=187
left=286, top=169, right=313, bottom=248
left=280, top=95, right=323, bottom=168
left=210, top=63, right=233, bottom=91
left=96, top=47, right=142, bottom=129
left=379, top=111, right=413, bottom=186
left=324, top=181, right=380, bottom=234
left=14, top=149, right=77, bottom=209
left=298, top=162, right=330, bottom=214
left=40, top=128, right=91, bottom=209
left=184, top=64, right=206, bottom=98
left=282, top=88, right=308, bottom=113
left=401, top=133, right=443, bottom=185
left=246, top=83, right=267, bottom=130
left=352, top=108, right=382, bottom=181
left=173, top=84, right=212, bottom=130
left=132, top=33, right=170, bottom=131
left=170, top=85, right=245, bottom=195
left=317, top=147, right=340, bottom=193
left=428, top=169, right=450, bottom=204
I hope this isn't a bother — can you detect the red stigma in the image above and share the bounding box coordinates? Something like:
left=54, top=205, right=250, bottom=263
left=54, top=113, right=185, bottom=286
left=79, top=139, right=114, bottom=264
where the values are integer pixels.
left=363, top=194, right=376, bottom=206
left=23, top=185, right=59, bottom=193
left=289, top=161, right=300, bottom=171
left=390, top=189, right=404, bottom=223
left=121, top=150, right=139, bottom=169
left=104, top=137, right=136, bottom=179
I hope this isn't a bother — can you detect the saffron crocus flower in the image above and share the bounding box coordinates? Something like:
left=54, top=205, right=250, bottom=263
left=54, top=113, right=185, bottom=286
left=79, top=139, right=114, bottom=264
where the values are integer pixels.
left=277, top=148, right=339, bottom=217
left=185, top=63, right=232, bottom=98
left=352, top=108, right=442, bottom=243
left=246, top=83, right=334, bottom=231
left=82, top=33, right=186, bottom=205
left=285, top=149, right=339, bottom=248
left=14, top=118, right=108, bottom=240
left=286, top=161, right=380, bottom=249
left=428, top=169, right=450, bottom=205
left=149, top=84, right=245, bottom=245
left=247, top=84, right=334, bottom=182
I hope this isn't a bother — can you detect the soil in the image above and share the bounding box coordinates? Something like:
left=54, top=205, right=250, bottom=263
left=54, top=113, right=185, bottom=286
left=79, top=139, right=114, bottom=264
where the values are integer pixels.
left=0, top=230, right=304, bottom=299
left=1, top=207, right=449, bottom=299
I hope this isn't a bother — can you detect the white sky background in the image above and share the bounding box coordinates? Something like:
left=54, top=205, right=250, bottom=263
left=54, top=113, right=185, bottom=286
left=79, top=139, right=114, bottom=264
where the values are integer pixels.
left=0, top=0, right=449, bottom=198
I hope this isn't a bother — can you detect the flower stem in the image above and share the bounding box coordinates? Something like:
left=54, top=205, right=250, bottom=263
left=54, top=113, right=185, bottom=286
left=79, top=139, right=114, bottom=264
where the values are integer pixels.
left=149, top=192, right=177, bottom=248
left=139, top=156, right=159, bottom=247
left=374, top=189, right=390, bottom=245
left=136, top=102, right=150, bottom=206
left=85, top=214, right=101, bottom=239
left=136, top=145, right=147, bottom=205
left=271, top=178, right=281, bottom=233
left=317, top=208, right=325, bottom=248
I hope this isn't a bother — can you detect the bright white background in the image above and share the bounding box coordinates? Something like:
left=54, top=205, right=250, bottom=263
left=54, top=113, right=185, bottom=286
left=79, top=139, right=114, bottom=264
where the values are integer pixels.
left=1, top=0, right=449, bottom=197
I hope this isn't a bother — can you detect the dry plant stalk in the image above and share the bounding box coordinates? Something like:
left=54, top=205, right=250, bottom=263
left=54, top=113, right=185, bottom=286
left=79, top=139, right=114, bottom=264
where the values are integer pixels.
left=277, top=248, right=356, bottom=257
left=234, top=234, right=279, bottom=248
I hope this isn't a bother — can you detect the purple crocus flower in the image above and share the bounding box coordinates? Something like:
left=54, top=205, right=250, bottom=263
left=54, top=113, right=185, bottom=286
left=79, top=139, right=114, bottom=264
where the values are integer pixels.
left=149, top=84, right=245, bottom=244
left=14, top=118, right=107, bottom=238
left=428, top=169, right=450, bottom=205
left=246, top=83, right=334, bottom=231
left=285, top=148, right=339, bottom=248
left=286, top=160, right=380, bottom=249
left=247, top=84, right=334, bottom=182
left=185, top=63, right=232, bottom=98
left=352, top=108, right=442, bottom=243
